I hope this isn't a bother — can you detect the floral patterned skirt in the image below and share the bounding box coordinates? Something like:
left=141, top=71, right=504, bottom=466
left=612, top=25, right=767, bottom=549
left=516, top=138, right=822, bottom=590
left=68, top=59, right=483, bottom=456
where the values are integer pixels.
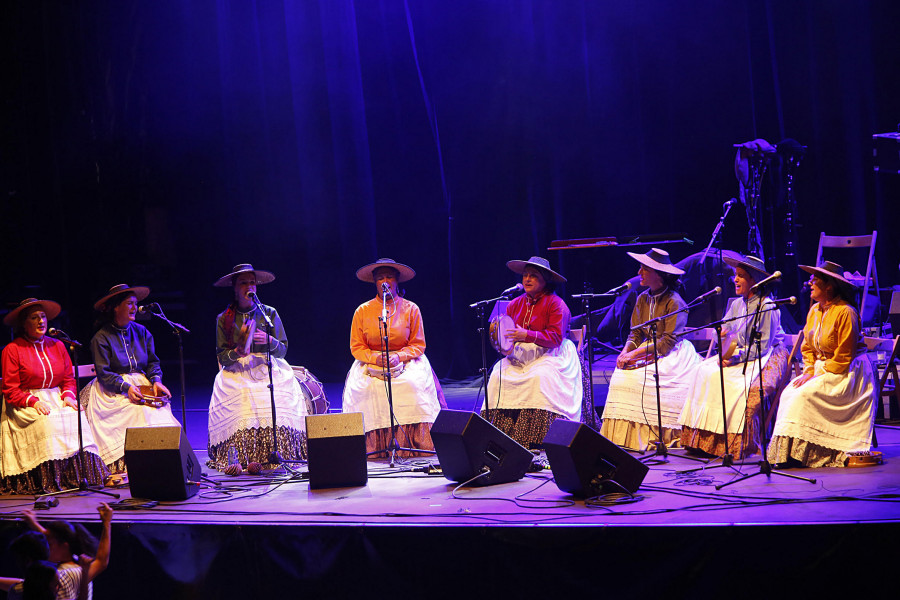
left=365, top=422, right=435, bottom=459
left=481, top=408, right=560, bottom=450
left=1, top=452, right=108, bottom=495
left=207, top=425, right=307, bottom=471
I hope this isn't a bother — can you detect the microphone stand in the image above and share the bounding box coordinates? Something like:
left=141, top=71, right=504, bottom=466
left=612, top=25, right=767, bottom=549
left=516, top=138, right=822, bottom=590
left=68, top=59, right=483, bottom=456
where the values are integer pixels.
left=630, top=295, right=717, bottom=464
left=246, top=293, right=300, bottom=470
left=36, top=333, right=119, bottom=503
left=469, top=291, right=515, bottom=423
left=571, top=290, right=623, bottom=430
left=675, top=303, right=784, bottom=476
left=371, top=287, right=434, bottom=466
left=145, top=306, right=190, bottom=434
left=716, top=299, right=816, bottom=489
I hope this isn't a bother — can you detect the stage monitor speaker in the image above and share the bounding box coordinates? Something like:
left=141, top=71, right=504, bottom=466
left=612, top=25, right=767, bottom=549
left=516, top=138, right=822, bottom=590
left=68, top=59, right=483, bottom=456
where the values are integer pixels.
left=124, top=426, right=201, bottom=501
left=306, top=412, right=367, bottom=489
left=430, top=409, right=532, bottom=486
left=543, top=420, right=648, bottom=497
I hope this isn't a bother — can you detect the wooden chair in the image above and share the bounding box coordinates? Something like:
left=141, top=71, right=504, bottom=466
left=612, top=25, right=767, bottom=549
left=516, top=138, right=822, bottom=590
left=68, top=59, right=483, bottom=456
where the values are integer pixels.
left=865, top=335, right=900, bottom=422
left=816, top=231, right=879, bottom=323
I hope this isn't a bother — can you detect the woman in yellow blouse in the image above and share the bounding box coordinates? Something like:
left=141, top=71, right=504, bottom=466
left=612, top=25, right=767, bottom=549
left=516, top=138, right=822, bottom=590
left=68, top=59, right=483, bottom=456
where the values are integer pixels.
left=768, top=261, right=876, bottom=467
left=341, top=258, right=444, bottom=457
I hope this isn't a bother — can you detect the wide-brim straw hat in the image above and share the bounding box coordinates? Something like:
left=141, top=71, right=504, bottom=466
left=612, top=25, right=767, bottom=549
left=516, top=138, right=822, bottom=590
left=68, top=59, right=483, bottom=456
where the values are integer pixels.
left=626, top=247, right=684, bottom=275
left=799, top=261, right=858, bottom=289
left=3, top=298, right=62, bottom=327
left=356, top=258, right=416, bottom=283
left=723, top=254, right=771, bottom=282
left=93, top=284, right=150, bottom=311
left=213, top=264, right=276, bottom=288
left=506, top=256, right=567, bottom=283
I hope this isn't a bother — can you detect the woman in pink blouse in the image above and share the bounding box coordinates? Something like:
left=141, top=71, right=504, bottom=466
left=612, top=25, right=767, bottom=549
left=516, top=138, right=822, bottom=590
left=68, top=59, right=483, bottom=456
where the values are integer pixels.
left=483, top=256, right=582, bottom=449
left=1, top=298, right=106, bottom=494
left=342, top=259, right=444, bottom=458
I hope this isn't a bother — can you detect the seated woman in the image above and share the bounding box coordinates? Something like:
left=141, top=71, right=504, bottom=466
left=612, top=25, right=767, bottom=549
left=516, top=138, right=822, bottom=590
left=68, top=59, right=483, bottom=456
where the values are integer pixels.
left=1, top=298, right=107, bottom=494
left=768, top=261, right=876, bottom=467
left=208, top=264, right=308, bottom=470
left=84, top=284, right=181, bottom=471
left=679, top=255, right=786, bottom=458
left=483, top=256, right=582, bottom=449
left=601, top=248, right=700, bottom=451
left=342, top=258, right=443, bottom=458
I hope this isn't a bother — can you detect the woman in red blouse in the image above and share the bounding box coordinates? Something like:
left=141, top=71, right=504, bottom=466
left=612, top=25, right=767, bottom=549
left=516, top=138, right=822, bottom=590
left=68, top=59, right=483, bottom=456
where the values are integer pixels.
left=484, top=256, right=582, bottom=449
left=1, top=298, right=106, bottom=494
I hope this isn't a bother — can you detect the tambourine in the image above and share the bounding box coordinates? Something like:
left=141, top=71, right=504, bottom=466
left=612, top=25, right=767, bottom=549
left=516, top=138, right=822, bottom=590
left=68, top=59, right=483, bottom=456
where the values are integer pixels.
left=365, top=362, right=405, bottom=381
left=132, top=385, right=170, bottom=408
left=489, top=314, right=515, bottom=356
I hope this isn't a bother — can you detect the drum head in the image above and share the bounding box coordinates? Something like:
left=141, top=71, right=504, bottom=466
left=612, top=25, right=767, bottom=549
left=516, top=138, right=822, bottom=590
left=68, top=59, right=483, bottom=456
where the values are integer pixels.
left=489, top=314, right=515, bottom=356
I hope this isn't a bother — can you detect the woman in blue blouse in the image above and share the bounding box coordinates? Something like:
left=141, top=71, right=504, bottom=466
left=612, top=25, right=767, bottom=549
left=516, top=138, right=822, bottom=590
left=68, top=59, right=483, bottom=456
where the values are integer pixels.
left=678, top=255, right=785, bottom=458
left=84, top=284, right=181, bottom=470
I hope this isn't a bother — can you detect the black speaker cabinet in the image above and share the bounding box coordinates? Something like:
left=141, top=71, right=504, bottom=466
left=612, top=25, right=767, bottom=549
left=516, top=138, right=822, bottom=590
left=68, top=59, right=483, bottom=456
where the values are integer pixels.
left=124, top=426, right=201, bottom=501
left=543, top=420, right=648, bottom=496
left=306, top=412, right=367, bottom=489
left=430, top=409, right=532, bottom=486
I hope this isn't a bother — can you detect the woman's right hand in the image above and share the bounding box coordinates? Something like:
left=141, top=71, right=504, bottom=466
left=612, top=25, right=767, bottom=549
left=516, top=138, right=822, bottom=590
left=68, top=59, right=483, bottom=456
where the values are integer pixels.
left=126, top=386, right=144, bottom=402
left=791, top=372, right=814, bottom=388
left=32, top=400, right=52, bottom=415
left=616, top=351, right=632, bottom=369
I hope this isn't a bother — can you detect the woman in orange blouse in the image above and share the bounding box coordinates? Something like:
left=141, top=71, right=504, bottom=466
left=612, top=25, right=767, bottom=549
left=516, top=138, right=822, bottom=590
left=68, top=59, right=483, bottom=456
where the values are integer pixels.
left=768, top=261, right=876, bottom=467
left=341, top=258, right=444, bottom=457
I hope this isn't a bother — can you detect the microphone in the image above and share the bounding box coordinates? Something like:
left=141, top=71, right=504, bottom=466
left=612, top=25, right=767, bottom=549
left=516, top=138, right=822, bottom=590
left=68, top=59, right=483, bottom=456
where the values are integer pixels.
left=750, top=271, right=782, bottom=292
left=381, top=282, right=392, bottom=295
left=694, top=286, right=722, bottom=304
left=801, top=281, right=812, bottom=291
left=501, top=283, right=525, bottom=297
left=722, top=198, right=738, bottom=208
left=137, top=303, right=158, bottom=315
left=604, top=282, right=632, bottom=296
left=771, top=296, right=797, bottom=306
left=47, top=328, right=82, bottom=348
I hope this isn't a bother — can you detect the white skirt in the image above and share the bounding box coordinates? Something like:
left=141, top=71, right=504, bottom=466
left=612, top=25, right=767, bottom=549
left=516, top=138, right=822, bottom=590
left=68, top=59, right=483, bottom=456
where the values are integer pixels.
left=482, top=339, right=583, bottom=421
left=678, top=350, right=771, bottom=435
left=771, top=357, right=876, bottom=453
left=342, top=355, right=441, bottom=432
left=1, top=387, right=100, bottom=476
left=208, top=354, right=309, bottom=446
left=85, top=373, right=181, bottom=465
left=602, top=340, right=700, bottom=429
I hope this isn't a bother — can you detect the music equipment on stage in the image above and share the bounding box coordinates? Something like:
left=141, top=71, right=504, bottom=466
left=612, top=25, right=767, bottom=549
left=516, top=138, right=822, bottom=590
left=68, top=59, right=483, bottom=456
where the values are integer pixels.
left=542, top=420, right=648, bottom=497
left=292, top=366, right=328, bottom=414
left=306, top=413, right=367, bottom=489
left=430, top=410, right=532, bottom=487
left=124, top=426, right=201, bottom=500
left=132, top=385, right=170, bottom=408
left=489, top=314, right=516, bottom=356
left=846, top=450, right=883, bottom=468
left=873, top=131, right=900, bottom=175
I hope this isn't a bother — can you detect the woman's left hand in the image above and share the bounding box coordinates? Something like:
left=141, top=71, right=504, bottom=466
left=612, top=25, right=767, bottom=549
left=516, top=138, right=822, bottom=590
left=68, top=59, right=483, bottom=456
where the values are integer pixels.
left=63, top=397, right=81, bottom=411
left=153, top=382, right=172, bottom=398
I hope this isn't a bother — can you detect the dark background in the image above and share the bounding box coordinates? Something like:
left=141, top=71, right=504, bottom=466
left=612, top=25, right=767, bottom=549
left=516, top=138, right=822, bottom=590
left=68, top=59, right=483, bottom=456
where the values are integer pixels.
left=2, top=0, right=898, bottom=384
